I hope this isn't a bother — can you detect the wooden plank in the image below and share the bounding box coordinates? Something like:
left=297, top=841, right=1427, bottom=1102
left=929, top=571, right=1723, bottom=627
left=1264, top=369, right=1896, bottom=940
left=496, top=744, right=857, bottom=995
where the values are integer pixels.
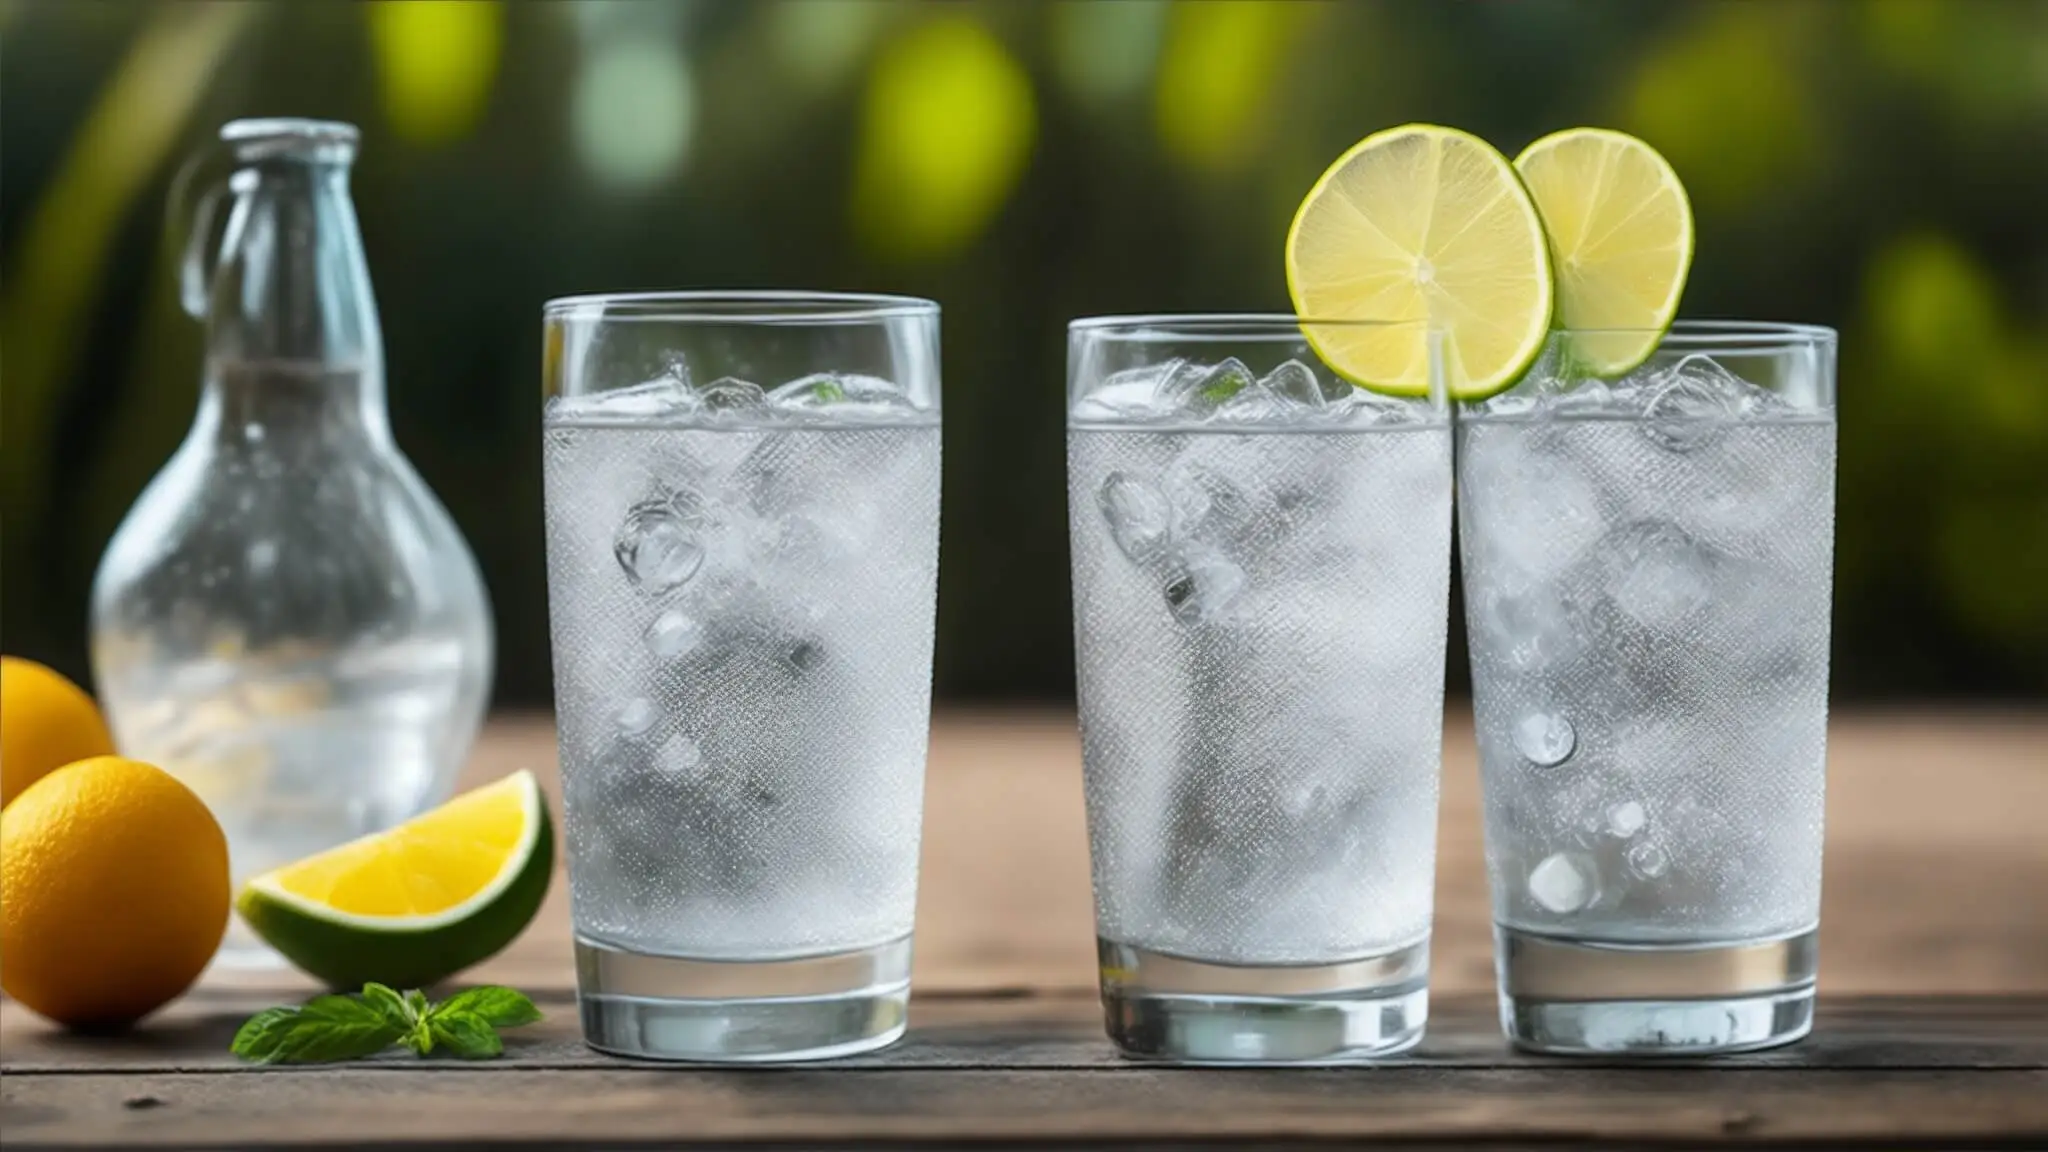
left=6, top=993, right=2044, bottom=1074
left=6, top=1065, right=2046, bottom=1149
left=418, top=709, right=2048, bottom=999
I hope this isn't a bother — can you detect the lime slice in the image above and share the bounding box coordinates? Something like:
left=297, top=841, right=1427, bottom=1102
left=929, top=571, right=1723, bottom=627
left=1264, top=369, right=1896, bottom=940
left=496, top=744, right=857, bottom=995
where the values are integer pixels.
left=1514, top=127, right=1694, bottom=375
left=236, top=770, right=553, bottom=989
left=1286, top=123, right=1553, bottom=400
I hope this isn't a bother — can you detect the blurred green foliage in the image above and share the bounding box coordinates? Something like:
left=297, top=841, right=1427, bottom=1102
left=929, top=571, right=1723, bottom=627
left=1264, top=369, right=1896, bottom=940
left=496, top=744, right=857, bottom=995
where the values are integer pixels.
left=2, top=0, right=2044, bottom=703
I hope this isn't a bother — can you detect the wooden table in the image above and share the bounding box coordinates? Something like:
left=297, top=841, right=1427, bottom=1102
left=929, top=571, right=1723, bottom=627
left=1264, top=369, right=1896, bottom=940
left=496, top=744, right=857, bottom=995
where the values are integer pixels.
left=6, top=708, right=2046, bottom=1148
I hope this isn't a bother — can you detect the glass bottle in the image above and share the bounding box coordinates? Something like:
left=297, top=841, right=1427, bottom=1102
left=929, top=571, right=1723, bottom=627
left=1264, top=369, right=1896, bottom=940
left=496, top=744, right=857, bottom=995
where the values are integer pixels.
left=91, top=119, right=494, bottom=965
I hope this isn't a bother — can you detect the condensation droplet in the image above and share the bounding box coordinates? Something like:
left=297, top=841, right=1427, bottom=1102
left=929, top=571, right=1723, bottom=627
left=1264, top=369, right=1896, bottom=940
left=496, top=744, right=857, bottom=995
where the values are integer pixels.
left=1529, top=851, right=1599, bottom=914
left=1514, top=712, right=1576, bottom=767
left=614, top=696, right=658, bottom=736
left=1626, top=839, right=1671, bottom=879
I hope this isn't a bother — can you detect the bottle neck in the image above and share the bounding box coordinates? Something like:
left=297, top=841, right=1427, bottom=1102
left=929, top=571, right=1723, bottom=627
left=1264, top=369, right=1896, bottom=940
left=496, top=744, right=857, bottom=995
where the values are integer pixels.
left=199, top=156, right=387, bottom=439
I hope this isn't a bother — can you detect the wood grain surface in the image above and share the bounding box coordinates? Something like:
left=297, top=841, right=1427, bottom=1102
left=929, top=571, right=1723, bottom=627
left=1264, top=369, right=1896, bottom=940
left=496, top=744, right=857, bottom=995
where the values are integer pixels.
left=4, top=707, right=2045, bottom=1148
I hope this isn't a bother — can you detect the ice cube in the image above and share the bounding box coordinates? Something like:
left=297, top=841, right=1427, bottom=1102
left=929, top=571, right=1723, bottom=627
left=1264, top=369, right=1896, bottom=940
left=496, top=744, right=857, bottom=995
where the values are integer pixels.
left=1606, top=800, right=1647, bottom=839
left=554, top=376, right=698, bottom=419
left=1327, top=387, right=1427, bottom=425
left=1097, top=472, right=1173, bottom=564
left=1603, top=521, right=1713, bottom=630
left=1547, top=378, right=1616, bottom=416
left=1463, top=441, right=1604, bottom=581
left=1528, top=852, right=1599, bottom=914
left=614, top=696, right=659, bottom=736
left=1471, top=580, right=1587, bottom=674
left=645, top=610, right=703, bottom=659
left=614, top=491, right=707, bottom=593
left=1166, top=463, right=1250, bottom=546
left=1157, top=358, right=1255, bottom=417
left=1164, top=548, right=1246, bottom=623
left=695, top=376, right=768, bottom=413
left=1258, top=360, right=1325, bottom=408
left=1071, top=360, right=1184, bottom=422
left=1642, top=354, right=1743, bottom=450
left=1513, top=712, right=1577, bottom=767
left=765, top=372, right=914, bottom=414
left=1214, top=379, right=1291, bottom=422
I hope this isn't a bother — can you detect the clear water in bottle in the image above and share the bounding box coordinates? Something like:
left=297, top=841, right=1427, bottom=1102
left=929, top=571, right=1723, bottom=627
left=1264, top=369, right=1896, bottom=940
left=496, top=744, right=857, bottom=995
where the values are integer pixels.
left=91, top=120, right=493, bottom=966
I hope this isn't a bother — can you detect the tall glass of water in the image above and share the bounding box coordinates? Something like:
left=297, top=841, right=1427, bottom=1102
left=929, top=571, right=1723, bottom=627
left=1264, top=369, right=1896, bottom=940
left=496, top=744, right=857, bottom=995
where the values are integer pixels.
left=1066, top=315, right=1452, bottom=1062
left=1457, top=322, right=1838, bottom=1054
left=541, top=292, right=942, bottom=1061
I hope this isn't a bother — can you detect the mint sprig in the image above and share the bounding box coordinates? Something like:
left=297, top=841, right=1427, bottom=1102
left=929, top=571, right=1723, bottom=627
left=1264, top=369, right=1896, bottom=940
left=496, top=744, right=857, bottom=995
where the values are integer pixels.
left=231, top=985, right=541, bottom=1065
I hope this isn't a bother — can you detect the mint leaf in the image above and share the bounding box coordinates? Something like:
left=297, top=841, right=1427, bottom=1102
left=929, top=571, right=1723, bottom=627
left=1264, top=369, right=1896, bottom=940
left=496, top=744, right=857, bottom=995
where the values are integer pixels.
left=270, top=1015, right=405, bottom=1064
left=230, top=999, right=403, bottom=1065
left=229, top=1007, right=300, bottom=1062
left=230, top=984, right=542, bottom=1064
left=361, top=983, right=412, bottom=1032
left=428, top=1011, right=504, bottom=1059
left=433, top=986, right=541, bottom=1029
left=296, top=993, right=386, bottom=1026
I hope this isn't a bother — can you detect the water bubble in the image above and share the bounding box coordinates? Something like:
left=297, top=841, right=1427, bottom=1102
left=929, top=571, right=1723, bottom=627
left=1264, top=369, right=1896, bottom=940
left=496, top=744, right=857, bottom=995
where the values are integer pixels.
left=644, top=610, right=702, bottom=658
left=1528, top=852, right=1599, bottom=914
left=614, top=492, right=706, bottom=594
left=1606, top=800, right=1647, bottom=839
left=1626, top=839, right=1671, bottom=879
left=614, top=696, right=658, bottom=736
left=243, top=423, right=266, bottom=443
left=1097, top=472, right=1172, bottom=564
left=1514, top=712, right=1576, bottom=767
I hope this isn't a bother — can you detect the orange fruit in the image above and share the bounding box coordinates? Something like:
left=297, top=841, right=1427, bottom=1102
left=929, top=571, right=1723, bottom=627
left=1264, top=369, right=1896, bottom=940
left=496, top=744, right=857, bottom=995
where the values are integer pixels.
left=2, top=656, right=117, bottom=808
left=1, top=756, right=230, bottom=1029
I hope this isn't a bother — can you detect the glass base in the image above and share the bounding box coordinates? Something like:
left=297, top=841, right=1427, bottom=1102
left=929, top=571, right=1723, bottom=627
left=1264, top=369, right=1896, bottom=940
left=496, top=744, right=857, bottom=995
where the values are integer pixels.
left=1495, top=924, right=1817, bottom=1055
left=573, top=933, right=911, bottom=1062
left=1097, top=937, right=1429, bottom=1063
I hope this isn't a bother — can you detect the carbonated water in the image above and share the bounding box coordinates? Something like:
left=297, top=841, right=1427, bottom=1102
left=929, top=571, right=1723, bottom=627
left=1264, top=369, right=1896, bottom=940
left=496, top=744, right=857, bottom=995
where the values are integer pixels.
left=543, top=379, right=940, bottom=960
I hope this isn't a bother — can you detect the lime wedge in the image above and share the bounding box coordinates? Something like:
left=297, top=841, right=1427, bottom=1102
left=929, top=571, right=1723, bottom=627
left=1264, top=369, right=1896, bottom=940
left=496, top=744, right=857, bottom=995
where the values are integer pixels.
left=236, top=770, right=553, bottom=989
left=1514, top=127, right=1694, bottom=375
left=1286, top=124, right=1553, bottom=400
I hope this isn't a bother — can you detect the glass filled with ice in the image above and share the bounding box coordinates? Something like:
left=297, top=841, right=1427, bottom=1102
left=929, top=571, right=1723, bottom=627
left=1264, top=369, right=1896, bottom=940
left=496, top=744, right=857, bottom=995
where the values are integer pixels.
left=541, top=292, right=942, bottom=1061
left=1066, top=315, right=1453, bottom=1062
left=1458, top=321, right=1838, bottom=1054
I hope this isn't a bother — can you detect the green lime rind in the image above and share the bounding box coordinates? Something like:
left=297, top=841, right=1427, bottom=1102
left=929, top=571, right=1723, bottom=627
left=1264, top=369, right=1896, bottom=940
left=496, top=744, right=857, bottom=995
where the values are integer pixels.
left=235, top=794, right=553, bottom=991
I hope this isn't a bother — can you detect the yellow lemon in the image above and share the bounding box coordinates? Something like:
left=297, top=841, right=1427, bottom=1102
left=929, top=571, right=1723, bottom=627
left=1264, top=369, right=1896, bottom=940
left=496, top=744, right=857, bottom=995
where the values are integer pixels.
left=1, top=656, right=117, bottom=808
left=1, top=756, right=230, bottom=1029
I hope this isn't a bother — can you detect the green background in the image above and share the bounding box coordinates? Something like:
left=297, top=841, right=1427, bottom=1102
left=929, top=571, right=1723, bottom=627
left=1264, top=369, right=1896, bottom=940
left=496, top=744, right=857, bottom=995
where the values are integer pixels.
left=4, top=0, right=2044, bottom=704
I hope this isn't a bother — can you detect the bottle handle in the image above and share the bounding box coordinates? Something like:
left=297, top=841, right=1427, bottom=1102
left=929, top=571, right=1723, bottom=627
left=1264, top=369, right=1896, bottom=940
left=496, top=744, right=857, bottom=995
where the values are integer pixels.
left=167, top=143, right=249, bottom=321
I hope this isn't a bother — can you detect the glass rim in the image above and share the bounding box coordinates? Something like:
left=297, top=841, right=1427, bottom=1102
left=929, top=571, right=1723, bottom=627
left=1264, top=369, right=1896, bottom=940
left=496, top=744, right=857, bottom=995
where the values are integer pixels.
left=543, top=290, right=939, bottom=325
left=1551, top=319, right=1837, bottom=347
left=1070, top=313, right=1424, bottom=339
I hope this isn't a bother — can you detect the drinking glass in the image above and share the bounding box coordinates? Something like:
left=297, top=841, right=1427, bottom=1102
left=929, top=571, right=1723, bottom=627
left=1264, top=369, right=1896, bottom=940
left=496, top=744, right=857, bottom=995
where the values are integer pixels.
left=541, top=291, right=942, bottom=1061
left=1457, top=321, right=1838, bottom=1054
left=1066, top=315, right=1452, bottom=1061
